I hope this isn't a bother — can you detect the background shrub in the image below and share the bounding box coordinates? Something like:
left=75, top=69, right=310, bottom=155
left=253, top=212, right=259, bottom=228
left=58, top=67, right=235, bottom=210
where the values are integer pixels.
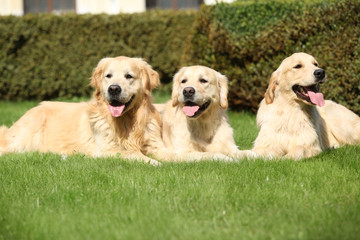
left=0, top=10, right=196, bottom=100
left=0, top=0, right=359, bottom=115
left=181, top=0, right=360, bottom=113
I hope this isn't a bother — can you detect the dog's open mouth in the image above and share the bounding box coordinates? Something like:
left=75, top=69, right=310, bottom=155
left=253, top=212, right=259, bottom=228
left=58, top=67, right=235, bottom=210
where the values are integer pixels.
left=182, top=101, right=211, bottom=118
left=108, top=96, right=134, bottom=117
left=292, top=84, right=325, bottom=107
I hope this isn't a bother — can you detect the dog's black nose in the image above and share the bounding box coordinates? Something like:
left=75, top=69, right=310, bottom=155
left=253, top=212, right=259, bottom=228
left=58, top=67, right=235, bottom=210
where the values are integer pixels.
left=183, top=87, right=195, bottom=98
left=314, top=69, right=325, bottom=82
left=108, top=84, right=121, bottom=95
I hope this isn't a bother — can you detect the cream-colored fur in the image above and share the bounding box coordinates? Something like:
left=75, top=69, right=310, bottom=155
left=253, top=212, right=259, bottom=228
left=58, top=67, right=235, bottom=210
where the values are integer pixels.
left=160, top=65, right=255, bottom=161
left=0, top=56, right=170, bottom=165
left=252, top=52, right=360, bottom=159
left=0, top=126, right=7, bottom=156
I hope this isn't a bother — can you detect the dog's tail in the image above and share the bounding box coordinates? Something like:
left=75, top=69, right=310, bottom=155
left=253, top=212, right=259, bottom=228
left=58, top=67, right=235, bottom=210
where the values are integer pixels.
left=0, top=125, right=8, bottom=155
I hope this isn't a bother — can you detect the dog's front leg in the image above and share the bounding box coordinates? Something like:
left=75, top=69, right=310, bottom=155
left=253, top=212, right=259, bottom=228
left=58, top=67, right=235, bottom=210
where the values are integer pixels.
left=230, top=149, right=258, bottom=160
left=121, top=152, right=161, bottom=166
left=96, top=150, right=160, bottom=166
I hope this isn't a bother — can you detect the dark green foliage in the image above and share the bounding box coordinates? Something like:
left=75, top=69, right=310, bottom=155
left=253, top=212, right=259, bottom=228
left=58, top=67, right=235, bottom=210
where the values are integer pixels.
left=214, top=1, right=304, bottom=38
left=0, top=10, right=196, bottom=100
left=1, top=1, right=359, bottom=114
left=182, top=0, right=360, bottom=113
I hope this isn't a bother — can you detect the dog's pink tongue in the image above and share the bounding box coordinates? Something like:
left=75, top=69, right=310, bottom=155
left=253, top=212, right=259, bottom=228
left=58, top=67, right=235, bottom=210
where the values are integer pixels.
left=183, top=106, right=200, bottom=117
left=108, top=105, right=125, bottom=117
left=308, top=91, right=325, bottom=107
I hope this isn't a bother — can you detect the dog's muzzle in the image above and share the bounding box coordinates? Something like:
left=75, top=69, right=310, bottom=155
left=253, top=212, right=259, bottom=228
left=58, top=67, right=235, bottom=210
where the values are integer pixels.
left=183, top=87, right=195, bottom=100
left=108, top=84, right=122, bottom=97
left=313, top=69, right=325, bottom=83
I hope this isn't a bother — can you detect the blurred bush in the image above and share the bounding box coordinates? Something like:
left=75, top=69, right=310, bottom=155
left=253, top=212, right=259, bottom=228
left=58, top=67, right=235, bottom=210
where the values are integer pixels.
left=182, top=0, right=360, bottom=113
left=0, top=10, right=195, bottom=100
left=1, top=1, right=359, bottom=115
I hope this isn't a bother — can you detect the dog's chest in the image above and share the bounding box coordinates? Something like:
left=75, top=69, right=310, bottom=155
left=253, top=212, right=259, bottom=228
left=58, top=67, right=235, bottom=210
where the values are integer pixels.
left=278, top=108, right=325, bottom=149
left=90, top=113, right=142, bottom=153
left=187, top=122, right=217, bottom=150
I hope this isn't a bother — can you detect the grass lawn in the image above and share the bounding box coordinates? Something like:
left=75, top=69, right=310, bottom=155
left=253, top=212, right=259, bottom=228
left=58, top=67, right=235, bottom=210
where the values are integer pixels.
left=0, top=100, right=359, bottom=240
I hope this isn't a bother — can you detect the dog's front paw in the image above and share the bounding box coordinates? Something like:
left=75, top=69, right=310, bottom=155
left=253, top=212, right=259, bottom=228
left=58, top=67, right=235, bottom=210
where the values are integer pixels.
left=232, top=150, right=258, bottom=159
left=211, top=153, right=233, bottom=162
left=243, top=150, right=258, bottom=159
left=146, top=158, right=161, bottom=166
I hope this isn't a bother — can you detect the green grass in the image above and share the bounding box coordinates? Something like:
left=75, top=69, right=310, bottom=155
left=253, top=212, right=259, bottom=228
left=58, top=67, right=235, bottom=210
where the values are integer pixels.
left=1, top=101, right=360, bottom=240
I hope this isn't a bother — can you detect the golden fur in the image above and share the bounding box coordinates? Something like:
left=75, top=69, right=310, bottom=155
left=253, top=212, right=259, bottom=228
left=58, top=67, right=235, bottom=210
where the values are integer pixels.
left=252, top=52, right=360, bottom=159
left=159, top=65, right=255, bottom=161
left=0, top=56, right=168, bottom=165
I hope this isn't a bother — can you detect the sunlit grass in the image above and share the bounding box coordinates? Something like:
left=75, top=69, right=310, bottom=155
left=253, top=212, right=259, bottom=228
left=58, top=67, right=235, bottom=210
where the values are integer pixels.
left=0, top=101, right=359, bottom=240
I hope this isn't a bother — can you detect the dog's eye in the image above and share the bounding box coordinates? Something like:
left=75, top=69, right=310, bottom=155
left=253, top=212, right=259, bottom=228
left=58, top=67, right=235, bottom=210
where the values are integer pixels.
left=199, top=78, right=208, bottom=83
left=294, top=64, right=302, bottom=69
left=181, top=79, right=187, bottom=84
left=125, top=74, right=133, bottom=79
left=106, top=74, right=112, bottom=78
left=314, top=63, right=319, bottom=67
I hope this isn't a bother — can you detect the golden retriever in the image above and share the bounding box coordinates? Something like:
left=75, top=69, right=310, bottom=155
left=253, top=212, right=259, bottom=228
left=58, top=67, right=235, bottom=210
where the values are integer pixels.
left=159, top=65, right=255, bottom=161
left=252, top=52, right=360, bottom=159
left=0, top=56, right=168, bottom=165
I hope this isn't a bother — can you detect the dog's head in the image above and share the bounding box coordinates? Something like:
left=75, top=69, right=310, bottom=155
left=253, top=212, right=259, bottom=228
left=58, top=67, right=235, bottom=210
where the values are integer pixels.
left=91, top=56, right=159, bottom=117
left=171, top=65, right=228, bottom=119
left=265, top=52, right=326, bottom=107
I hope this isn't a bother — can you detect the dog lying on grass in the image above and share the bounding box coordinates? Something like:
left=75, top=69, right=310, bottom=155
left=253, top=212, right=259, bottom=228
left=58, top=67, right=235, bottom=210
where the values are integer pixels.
left=156, top=65, right=256, bottom=161
left=252, top=52, right=360, bottom=159
left=0, top=56, right=169, bottom=165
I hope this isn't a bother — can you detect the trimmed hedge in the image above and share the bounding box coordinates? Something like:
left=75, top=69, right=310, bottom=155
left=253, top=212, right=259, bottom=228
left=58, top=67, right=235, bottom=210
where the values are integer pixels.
left=0, top=10, right=196, bottom=100
left=181, top=0, right=360, bottom=114
left=1, top=1, right=359, bottom=115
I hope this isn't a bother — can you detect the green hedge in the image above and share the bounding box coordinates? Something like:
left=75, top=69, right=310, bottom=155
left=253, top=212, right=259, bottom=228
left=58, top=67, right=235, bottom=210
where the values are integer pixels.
left=0, top=10, right=196, bottom=100
left=181, top=0, right=360, bottom=114
left=1, top=1, right=359, bottom=115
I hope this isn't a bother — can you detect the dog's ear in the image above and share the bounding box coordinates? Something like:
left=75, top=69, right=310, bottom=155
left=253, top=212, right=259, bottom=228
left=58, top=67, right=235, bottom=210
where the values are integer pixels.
left=265, top=69, right=280, bottom=104
left=91, top=57, right=111, bottom=97
left=171, top=68, right=183, bottom=107
left=217, top=72, right=229, bottom=109
left=139, top=59, right=160, bottom=96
